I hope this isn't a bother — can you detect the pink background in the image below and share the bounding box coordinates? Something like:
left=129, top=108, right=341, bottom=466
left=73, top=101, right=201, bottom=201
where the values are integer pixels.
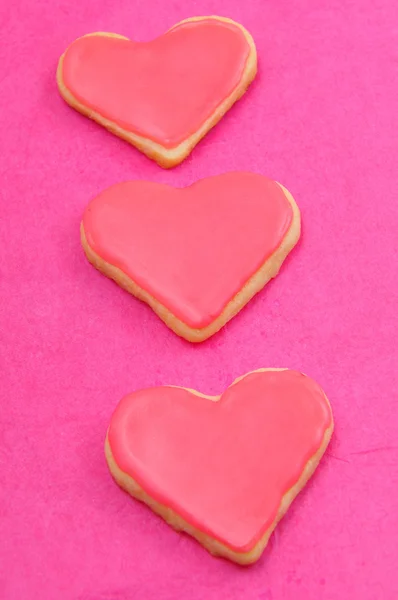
left=1, top=0, right=397, bottom=598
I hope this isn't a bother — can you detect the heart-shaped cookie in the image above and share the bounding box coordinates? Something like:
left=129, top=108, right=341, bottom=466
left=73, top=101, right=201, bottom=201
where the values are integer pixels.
left=81, top=172, right=301, bottom=342
left=106, top=369, right=333, bottom=564
left=57, top=17, right=257, bottom=168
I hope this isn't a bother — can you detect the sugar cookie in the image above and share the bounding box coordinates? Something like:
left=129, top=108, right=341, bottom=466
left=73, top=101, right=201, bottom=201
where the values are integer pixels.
left=57, top=17, right=257, bottom=168
left=106, top=369, right=333, bottom=564
left=81, top=172, right=301, bottom=342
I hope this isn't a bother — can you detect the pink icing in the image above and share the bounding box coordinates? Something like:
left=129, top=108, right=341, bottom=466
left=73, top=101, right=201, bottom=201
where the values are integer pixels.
left=82, top=172, right=294, bottom=329
left=61, top=19, right=251, bottom=148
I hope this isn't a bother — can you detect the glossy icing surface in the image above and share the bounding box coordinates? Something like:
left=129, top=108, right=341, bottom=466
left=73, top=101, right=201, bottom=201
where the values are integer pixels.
left=108, top=370, right=332, bottom=553
left=62, top=19, right=251, bottom=147
left=82, top=172, right=294, bottom=329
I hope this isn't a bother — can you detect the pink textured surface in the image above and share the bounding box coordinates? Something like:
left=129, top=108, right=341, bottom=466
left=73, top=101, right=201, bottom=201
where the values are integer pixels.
left=0, top=0, right=397, bottom=598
